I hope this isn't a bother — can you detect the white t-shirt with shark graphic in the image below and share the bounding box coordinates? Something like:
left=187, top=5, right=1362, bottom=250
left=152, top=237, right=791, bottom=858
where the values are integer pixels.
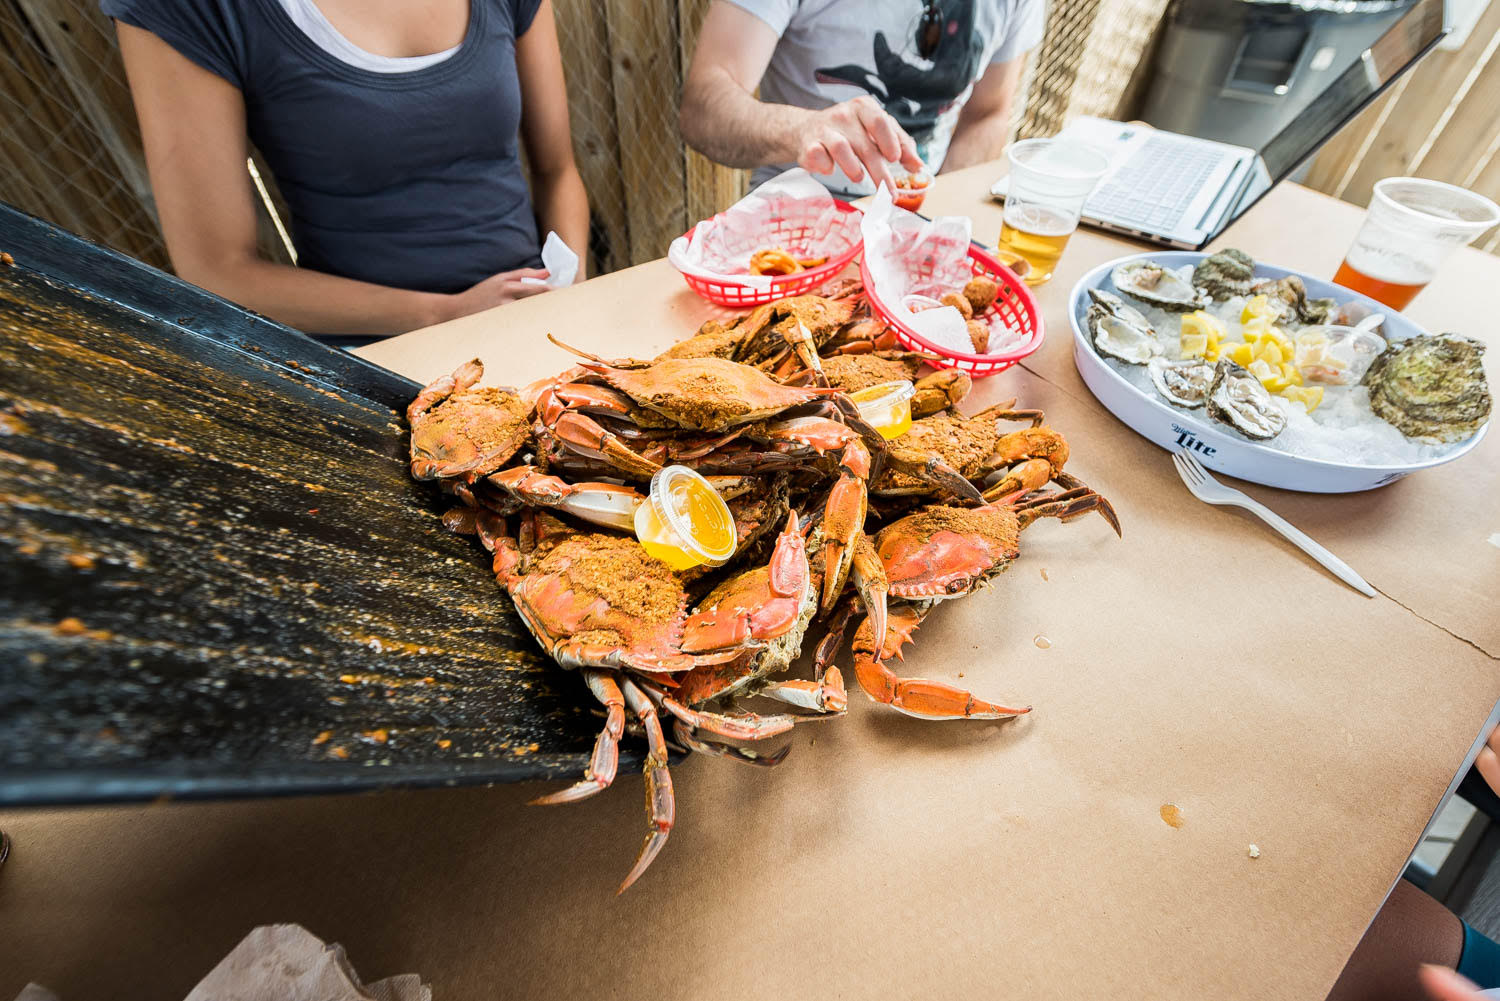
left=733, top=0, right=1046, bottom=195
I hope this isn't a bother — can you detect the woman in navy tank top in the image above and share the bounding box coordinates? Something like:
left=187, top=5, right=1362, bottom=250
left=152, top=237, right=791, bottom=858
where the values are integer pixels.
left=104, top=0, right=588, bottom=339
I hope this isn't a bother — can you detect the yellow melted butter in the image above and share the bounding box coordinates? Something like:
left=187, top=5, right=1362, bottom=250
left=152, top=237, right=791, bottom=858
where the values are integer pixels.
left=634, top=472, right=735, bottom=570
left=849, top=383, right=913, bottom=440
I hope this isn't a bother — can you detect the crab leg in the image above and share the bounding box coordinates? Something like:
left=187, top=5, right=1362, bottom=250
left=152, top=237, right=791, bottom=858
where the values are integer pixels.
left=671, top=720, right=790, bottom=767
left=546, top=411, right=662, bottom=479
left=848, top=533, right=888, bottom=652
left=486, top=466, right=643, bottom=531
left=851, top=606, right=1031, bottom=720
left=819, top=440, right=869, bottom=614
left=619, top=677, right=674, bottom=894
left=658, top=695, right=800, bottom=741
left=530, top=670, right=626, bottom=805
left=1014, top=480, right=1122, bottom=537
left=757, top=670, right=847, bottom=713
left=882, top=449, right=986, bottom=504
left=972, top=401, right=1046, bottom=428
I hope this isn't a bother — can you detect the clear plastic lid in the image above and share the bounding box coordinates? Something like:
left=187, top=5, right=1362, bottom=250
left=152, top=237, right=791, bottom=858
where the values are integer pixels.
left=648, top=464, right=736, bottom=566
left=849, top=380, right=916, bottom=414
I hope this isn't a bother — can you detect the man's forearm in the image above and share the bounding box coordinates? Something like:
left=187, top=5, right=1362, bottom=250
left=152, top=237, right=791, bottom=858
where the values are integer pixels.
left=942, top=111, right=1013, bottom=172
left=681, top=68, right=812, bottom=168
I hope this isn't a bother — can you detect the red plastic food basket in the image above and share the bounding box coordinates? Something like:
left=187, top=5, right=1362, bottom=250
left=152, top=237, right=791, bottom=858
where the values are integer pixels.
left=676, top=199, right=864, bottom=307
left=860, top=242, right=1044, bottom=378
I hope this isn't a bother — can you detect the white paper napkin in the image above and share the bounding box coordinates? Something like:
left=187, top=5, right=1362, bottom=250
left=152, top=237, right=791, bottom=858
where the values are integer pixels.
left=520, top=231, right=579, bottom=288
left=860, top=185, right=973, bottom=354
left=667, top=167, right=861, bottom=289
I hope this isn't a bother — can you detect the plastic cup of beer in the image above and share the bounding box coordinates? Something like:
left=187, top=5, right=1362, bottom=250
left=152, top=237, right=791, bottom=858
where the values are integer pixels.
left=1334, top=177, right=1500, bottom=310
left=998, top=138, right=1109, bottom=286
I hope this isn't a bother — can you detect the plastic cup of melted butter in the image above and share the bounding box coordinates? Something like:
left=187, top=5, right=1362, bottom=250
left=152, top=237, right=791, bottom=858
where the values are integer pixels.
left=848, top=380, right=915, bottom=440
left=633, top=464, right=736, bottom=571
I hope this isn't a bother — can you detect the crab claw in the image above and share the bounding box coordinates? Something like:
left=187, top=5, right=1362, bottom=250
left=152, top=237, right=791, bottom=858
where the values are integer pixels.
left=549, top=411, right=662, bottom=480
left=680, top=511, right=809, bottom=654
left=407, top=357, right=482, bottom=425
left=819, top=441, right=869, bottom=614
left=849, top=534, right=888, bottom=652
left=883, top=449, right=985, bottom=504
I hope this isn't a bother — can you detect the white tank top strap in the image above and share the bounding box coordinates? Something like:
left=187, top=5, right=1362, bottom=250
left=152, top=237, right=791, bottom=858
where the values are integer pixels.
left=276, top=0, right=461, bottom=73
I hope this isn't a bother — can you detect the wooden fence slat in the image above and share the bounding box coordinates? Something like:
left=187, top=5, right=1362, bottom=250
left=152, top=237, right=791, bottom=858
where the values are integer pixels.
left=16, top=0, right=152, bottom=203
left=552, top=0, right=630, bottom=276
left=0, top=2, right=168, bottom=268
left=1332, top=0, right=1500, bottom=208
left=1401, top=48, right=1500, bottom=195
left=605, top=0, right=688, bottom=265
left=1302, top=82, right=1404, bottom=199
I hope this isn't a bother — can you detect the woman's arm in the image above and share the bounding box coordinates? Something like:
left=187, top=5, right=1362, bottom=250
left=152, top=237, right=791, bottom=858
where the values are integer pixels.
left=515, top=0, right=589, bottom=278
left=942, top=57, right=1027, bottom=172
left=116, top=23, right=543, bottom=335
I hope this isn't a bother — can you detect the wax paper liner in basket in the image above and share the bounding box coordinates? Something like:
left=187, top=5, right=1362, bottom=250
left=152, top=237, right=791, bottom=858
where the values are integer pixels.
left=860, top=187, right=992, bottom=352
left=667, top=168, right=863, bottom=291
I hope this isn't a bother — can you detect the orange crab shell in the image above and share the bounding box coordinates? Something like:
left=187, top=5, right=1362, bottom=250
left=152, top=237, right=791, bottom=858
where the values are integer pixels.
left=577, top=357, right=841, bottom=431
left=874, top=504, right=1021, bottom=600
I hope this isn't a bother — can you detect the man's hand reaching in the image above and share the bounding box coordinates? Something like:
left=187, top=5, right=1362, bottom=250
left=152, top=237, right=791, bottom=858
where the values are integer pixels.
left=793, top=96, right=923, bottom=192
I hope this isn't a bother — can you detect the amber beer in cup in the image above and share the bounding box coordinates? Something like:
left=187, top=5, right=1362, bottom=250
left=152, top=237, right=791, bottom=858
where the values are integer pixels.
left=998, top=138, right=1109, bottom=286
left=1334, top=177, right=1500, bottom=310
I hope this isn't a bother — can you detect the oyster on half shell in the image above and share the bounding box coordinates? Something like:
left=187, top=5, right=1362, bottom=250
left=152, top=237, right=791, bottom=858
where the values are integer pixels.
left=1149, top=357, right=1215, bottom=408
left=1111, top=260, right=1208, bottom=312
left=1088, top=300, right=1163, bottom=365
left=1361, top=333, right=1491, bottom=443
left=1249, top=275, right=1335, bottom=326
left=1206, top=360, right=1287, bottom=440
left=1192, top=248, right=1255, bottom=301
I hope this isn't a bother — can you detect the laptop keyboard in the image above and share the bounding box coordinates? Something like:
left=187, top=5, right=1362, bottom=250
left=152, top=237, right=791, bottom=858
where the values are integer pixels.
left=1087, top=137, right=1221, bottom=233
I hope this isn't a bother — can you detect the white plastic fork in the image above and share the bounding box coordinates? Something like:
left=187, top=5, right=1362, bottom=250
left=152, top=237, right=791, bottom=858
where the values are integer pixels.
left=1171, top=451, right=1377, bottom=597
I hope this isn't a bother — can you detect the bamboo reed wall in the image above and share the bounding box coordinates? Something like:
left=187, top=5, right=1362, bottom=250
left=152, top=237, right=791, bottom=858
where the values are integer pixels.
left=3, top=0, right=1171, bottom=281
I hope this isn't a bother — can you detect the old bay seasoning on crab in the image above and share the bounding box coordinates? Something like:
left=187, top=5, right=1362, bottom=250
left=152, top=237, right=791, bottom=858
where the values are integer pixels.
left=633, top=464, right=737, bottom=570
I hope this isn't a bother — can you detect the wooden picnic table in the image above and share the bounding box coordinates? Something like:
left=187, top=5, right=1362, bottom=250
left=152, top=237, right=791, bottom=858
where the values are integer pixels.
left=2, top=162, right=1497, bottom=1001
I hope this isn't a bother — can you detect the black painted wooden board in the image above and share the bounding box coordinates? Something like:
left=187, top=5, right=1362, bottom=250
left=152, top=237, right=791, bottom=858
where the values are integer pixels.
left=0, top=205, right=606, bottom=805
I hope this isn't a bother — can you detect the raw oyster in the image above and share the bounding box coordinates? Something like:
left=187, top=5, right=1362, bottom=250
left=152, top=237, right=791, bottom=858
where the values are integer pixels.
left=1088, top=287, right=1153, bottom=330
left=1206, top=360, right=1287, bottom=440
left=1111, top=260, right=1208, bottom=312
left=1148, top=357, right=1215, bottom=408
left=1361, top=334, right=1491, bottom=443
left=1192, top=248, right=1255, bottom=300
left=1088, top=301, right=1163, bottom=365
left=1249, top=275, right=1335, bottom=325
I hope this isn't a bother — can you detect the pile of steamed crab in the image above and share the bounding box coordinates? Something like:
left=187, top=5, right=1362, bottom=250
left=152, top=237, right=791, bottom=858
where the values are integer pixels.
left=406, top=278, right=1119, bottom=891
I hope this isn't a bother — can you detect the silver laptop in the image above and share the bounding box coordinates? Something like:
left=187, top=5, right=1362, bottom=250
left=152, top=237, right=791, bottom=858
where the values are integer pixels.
left=986, top=0, right=1446, bottom=250
left=990, top=118, right=1261, bottom=249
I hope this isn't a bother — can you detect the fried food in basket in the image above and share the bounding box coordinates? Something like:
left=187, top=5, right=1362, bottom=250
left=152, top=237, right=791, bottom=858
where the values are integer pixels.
left=966, top=319, right=991, bottom=354
left=940, top=291, right=974, bottom=320
left=749, top=247, right=830, bottom=277
left=963, top=276, right=1000, bottom=312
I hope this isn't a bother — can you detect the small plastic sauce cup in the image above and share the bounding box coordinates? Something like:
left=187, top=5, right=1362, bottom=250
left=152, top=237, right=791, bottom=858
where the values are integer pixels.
left=633, top=464, right=737, bottom=570
left=891, top=168, right=932, bottom=212
left=848, top=380, right=916, bottom=439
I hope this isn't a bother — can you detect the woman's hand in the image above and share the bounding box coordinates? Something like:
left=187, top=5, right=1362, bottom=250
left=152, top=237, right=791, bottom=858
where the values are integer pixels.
left=1421, top=964, right=1487, bottom=1000
left=443, top=267, right=552, bottom=321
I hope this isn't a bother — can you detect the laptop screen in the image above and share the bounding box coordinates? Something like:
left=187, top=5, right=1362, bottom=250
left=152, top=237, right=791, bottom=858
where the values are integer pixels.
left=1139, top=0, right=1447, bottom=241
